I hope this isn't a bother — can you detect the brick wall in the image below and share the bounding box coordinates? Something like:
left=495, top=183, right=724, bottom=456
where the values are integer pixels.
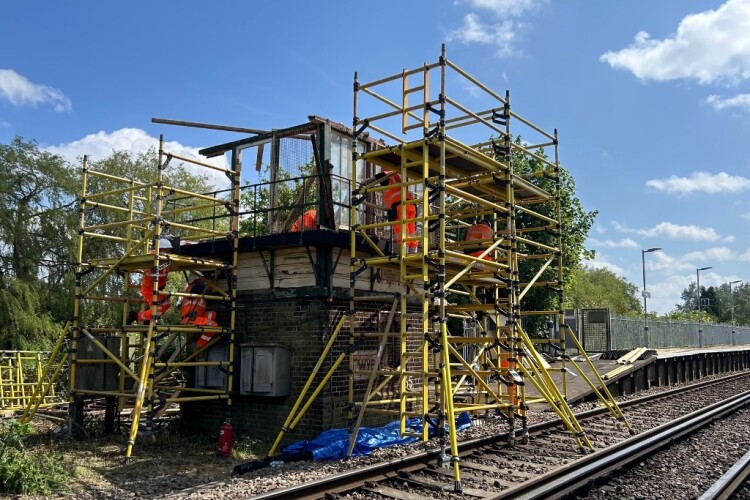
left=182, top=289, right=425, bottom=451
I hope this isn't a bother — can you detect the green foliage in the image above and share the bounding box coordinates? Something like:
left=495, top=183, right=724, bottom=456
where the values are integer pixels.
left=0, top=420, right=68, bottom=495
left=240, top=181, right=271, bottom=236
left=663, top=309, right=719, bottom=323
left=0, top=280, right=62, bottom=349
left=669, top=281, right=750, bottom=325
left=233, top=433, right=266, bottom=459
left=500, top=138, right=598, bottom=334
left=0, top=136, right=222, bottom=347
left=564, top=266, right=641, bottom=316
left=0, top=137, right=76, bottom=348
left=0, top=137, right=77, bottom=283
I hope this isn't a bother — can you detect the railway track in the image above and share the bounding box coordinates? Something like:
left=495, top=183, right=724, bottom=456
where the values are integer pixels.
left=493, top=388, right=750, bottom=499
left=246, top=371, right=750, bottom=499
left=700, top=449, right=750, bottom=500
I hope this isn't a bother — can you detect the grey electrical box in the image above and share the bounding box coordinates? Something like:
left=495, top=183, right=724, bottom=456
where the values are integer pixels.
left=195, top=344, right=228, bottom=389
left=240, top=345, right=291, bottom=397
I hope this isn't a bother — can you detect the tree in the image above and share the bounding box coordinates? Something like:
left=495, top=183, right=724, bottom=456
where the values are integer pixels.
left=728, top=282, right=750, bottom=327
left=0, top=137, right=77, bottom=282
left=564, top=266, right=641, bottom=316
left=0, top=137, right=77, bottom=348
left=0, top=138, right=221, bottom=347
left=500, top=137, right=598, bottom=334
left=670, top=281, right=750, bottom=326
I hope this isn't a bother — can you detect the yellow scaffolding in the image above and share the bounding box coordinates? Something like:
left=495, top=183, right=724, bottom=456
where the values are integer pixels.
left=340, top=45, right=630, bottom=491
left=0, top=350, right=61, bottom=411
left=22, top=136, right=241, bottom=462
left=263, top=47, right=632, bottom=493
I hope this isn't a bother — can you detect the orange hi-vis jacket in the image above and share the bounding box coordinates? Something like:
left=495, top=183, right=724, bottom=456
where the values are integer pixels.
left=140, top=264, right=170, bottom=305
left=465, top=222, right=494, bottom=261
left=181, top=279, right=218, bottom=347
left=383, top=173, right=403, bottom=210
left=383, top=174, right=417, bottom=251
left=137, top=263, right=172, bottom=323
left=291, top=210, right=318, bottom=232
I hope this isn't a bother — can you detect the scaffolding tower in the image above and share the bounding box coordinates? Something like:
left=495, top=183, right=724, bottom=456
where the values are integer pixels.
left=22, top=136, right=241, bottom=461
left=269, top=48, right=631, bottom=489
left=334, top=46, right=630, bottom=491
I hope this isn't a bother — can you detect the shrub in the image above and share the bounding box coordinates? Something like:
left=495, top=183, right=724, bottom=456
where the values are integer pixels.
left=234, top=433, right=265, bottom=458
left=0, top=420, right=68, bottom=495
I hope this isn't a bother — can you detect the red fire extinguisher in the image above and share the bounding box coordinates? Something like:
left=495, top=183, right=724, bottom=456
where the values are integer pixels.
left=217, top=419, right=234, bottom=457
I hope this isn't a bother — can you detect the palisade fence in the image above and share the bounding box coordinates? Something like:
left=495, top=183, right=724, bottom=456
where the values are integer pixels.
left=610, top=316, right=750, bottom=350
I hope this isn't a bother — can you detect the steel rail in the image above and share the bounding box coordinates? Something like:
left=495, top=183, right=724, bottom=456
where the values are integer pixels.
left=699, top=449, right=750, bottom=500
left=245, top=371, right=750, bottom=499
left=488, top=389, right=750, bottom=499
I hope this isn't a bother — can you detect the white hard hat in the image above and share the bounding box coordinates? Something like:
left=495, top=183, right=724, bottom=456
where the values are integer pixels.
left=158, top=238, right=173, bottom=250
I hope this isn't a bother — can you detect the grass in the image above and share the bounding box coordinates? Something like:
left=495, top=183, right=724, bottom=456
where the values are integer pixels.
left=0, top=417, right=266, bottom=497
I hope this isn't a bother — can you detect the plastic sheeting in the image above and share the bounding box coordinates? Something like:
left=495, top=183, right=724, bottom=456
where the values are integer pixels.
left=283, top=412, right=472, bottom=460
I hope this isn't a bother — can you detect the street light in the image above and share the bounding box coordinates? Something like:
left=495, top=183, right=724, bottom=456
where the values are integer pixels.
left=697, top=266, right=712, bottom=348
left=730, top=280, right=742, bottom=345
left=641, top=247, right=661, bottom=347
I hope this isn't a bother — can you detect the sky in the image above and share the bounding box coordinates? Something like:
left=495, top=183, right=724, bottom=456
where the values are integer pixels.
left=2, top=0, right=750, bottom=315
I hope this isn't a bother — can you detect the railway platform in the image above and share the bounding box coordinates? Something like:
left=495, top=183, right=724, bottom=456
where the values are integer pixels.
left=527, top=345, right=750, bottom=407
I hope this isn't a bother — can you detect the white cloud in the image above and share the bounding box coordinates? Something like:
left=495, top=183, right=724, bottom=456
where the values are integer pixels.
left=646, top=172, right=750, bottom=195
left=705, top=93, right=750, bottom=111
left=448, top=0, right=548, bottom=57
left=682, top=247, right=737, bottom=262
left=742, top=212, right=750, bottom=220
left=589, top=237, right=638, bottom=248
left=45, top=128, right=230, bottom=189
left=585, top=255, right=626, bottom=276
left=600, top=0, right=750, bottom=85
left=613, top=221, right=720, bottom=241
left=648, top=274, right=700, bottom=314
left=461, top=0, right=546, bottom=17
left=0, top=69, right=71, bottom=112
left=447, top=14, right=519, bottom=57
left=649, top=251, right=694, bottom=273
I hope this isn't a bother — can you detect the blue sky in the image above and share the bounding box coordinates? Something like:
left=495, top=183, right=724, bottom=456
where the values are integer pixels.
left=2, top=0, right=750, bottom=315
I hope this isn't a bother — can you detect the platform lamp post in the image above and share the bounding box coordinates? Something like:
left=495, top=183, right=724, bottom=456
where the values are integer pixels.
left=730, top=280, right=742, bottom=346
left=697, top=266, right=712, bottom=348
left=641, top=247, right=661, bottom=347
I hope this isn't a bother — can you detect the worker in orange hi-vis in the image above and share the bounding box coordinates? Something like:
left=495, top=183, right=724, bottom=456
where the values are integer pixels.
left=136, top=238, right=173, bottom=323
left=290, top=209, right=318, bottom=232
left=181, top=277, right=218, bottom=347
left=464, top=220, right=495, bottom=261
left=380, top=173, right=417, bottom=254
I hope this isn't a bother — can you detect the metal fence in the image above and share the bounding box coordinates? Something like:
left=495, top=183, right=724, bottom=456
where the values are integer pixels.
left=610, top=316, right=750, bottom=350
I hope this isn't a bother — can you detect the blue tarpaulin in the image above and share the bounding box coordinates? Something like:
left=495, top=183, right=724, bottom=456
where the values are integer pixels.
left=283, top=412, right=472, bottom=460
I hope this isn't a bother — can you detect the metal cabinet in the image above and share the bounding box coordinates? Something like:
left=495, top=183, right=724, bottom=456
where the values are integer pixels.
left=240, top=345, right=290, bottom=397
left=195, top=344, right=228, bottom=389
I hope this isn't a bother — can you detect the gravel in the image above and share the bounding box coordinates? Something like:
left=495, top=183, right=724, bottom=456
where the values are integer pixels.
left=32, top=371, right=747, bottom=499
left=579, top=406, right=750, bottom=499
